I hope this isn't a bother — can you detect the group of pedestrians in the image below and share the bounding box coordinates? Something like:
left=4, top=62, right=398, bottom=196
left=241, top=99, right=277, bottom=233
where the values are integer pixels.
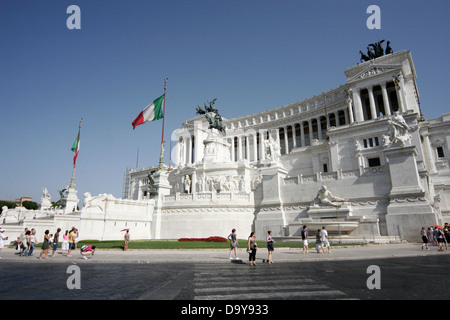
left=301, top=225, right=331, bottom=254
left=228, top=228, right=297, bottom=266
left=13, top=226, right=88, bottom=259
left=421, top=224, right=450, bottom=251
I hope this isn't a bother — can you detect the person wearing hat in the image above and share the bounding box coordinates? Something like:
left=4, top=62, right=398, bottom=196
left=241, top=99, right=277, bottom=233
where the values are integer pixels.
left=0, top=228, right=8, bottom=258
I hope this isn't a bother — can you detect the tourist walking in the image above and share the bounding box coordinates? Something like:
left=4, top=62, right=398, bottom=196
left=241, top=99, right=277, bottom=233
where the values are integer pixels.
left=266, top=231, right=274, bottom=263
left=124, top=230, right=130, bottom=251
left=61, top=230, right=69, bottom=256
left=444, top=224, right=450, bottom=245
left=247, top=232, right=258, bottom=266
left=228, top=229, right=239, bottom=260
left=20, top=230, right=31, bottom=256
left=38, top=230, right=50, bottom=260
left=67, top=228, right=76, bottom=257
left=28, top=229, right=38, bottom=256
left=420, top=227, right=429, bottom=250
left=315, top=229, right=323, bottom=253
left=320, top=226, right=331, bottom=254
left=74, top=228, right=79, bottom=249
left=301, top=225, right=309, bottom=254
left=52, top=228, right=61, bottom=257
left=0, top=228, right=8, bottom=258
left=432, top=226, right=438, bottom=246
left=436, top=227, right=446, bottom=251
left=18, top=228, right=28, bottom=256
left=427, top=227, right=433, bottom=246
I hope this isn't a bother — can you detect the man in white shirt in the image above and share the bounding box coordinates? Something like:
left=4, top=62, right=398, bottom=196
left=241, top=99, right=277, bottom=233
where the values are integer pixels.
left=0, top=228, right=8, bottom=258
left=320, top=226, right=331, bottom=254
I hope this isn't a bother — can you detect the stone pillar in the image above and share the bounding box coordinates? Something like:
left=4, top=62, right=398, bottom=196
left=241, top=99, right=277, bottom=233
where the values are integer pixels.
left=352, top=88, right=363, bottom=122
left=381, top=82, right=391, bottom=116
left=238, top=135, right=243, bottom=160
left=230, top=136, right=235, bottom=162
left=292, top=124, right=297, bottom=148
left=420, top=129, right=437, bottom=173
left=253, top=133, right=258, bottom=162
left=367, top=86, right=377, bottom=119
left=344, top=109, right=349, bottom=125
left=347, top=97, right=354, bottom=124
left=283, top=126, right=289, bottom=153
left=245, top=135, right=250, bottom=160
left=259, top=130, right=266, bottom=161
left=385, top=145, right=439, bottom=241
left=308, top=119, right=313, bottom=145
left=63, top=187, right=79, bottom=214
left=394, top=75, right=407, bottom=113
left=335, top=111, right=340, bottom=126
left=255, top=165, right=289, bottom=239
left=300, top=122, right=305, bottom=147
left=187, top=136, right=192, bottom=164
left=151, top=169, right=172, bottom=239
left=317, top=117, right=322, bottom=140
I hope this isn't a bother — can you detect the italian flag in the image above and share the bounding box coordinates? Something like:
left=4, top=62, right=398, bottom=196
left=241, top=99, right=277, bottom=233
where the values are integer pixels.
left=71, top=130, right=80, bottom=167
left=132, top=94, right=165, bottom=129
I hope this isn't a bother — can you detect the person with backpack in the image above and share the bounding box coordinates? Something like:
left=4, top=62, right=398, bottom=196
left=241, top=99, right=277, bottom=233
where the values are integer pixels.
left=80, top=244, right=96, bottom=259
left=436, top=227, right=446, bottom=252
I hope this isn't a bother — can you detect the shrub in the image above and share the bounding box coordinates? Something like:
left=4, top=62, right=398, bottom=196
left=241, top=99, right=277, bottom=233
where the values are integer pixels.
left=178, top=236, right=227, bottom=242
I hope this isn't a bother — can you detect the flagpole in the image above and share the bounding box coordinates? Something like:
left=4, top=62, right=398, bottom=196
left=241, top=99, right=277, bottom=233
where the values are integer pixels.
left=157, top=78, right=168, bottom=170
left=69, top=118, right=82, bottom=188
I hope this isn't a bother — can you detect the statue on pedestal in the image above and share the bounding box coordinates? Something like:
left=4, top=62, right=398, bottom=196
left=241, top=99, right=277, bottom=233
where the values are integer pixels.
left=196, top=98, right=226, bottom=133
left=383, top=112, right=411, bottom=147
left=40, top=187, right=52, bottom=209
left=311, top=185, right=346, bottom=208
left=359, top=40, right=393, bottom=62
left=264, top=135, right=281, bottom=164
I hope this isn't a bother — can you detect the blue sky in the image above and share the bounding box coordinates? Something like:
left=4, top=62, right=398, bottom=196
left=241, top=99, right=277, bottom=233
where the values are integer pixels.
left=1, top=0, right=449, bottom=204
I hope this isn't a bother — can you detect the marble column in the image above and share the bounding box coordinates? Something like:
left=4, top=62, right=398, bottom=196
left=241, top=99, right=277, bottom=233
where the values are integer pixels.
left=292, top=124, right=297, bottom=148
left=300, top=122, right=305, bottom=147
left=381, top=82, right=391, bottom=116
left=352, top=88, right=363, bottom=122
left=238, top=136, right=243, bottom=160
left=230, top=137, right=235, bottom=162
left=283, top=126, right=289, bottom=154
left=317, top=118, right=322, bottom=140
left=308, top=119, right=313, bottom=145
left=368, top=86, right=377, bottom=119
left=253, top=133, right=258, bottom=162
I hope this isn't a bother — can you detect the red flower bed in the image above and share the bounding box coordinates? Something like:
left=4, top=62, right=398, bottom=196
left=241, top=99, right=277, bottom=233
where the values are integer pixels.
left=178, top=236, right=227, bottom=242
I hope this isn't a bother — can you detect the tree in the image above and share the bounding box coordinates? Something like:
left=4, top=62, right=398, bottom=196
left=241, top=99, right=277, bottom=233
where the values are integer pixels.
left=22, top=201, right=38, bottom=210
left=0, top=201, right=17, bottom=214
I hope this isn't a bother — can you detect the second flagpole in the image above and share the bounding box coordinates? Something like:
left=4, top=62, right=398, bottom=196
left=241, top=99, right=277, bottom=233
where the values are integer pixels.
left=157, top=78, right=168, bottom=170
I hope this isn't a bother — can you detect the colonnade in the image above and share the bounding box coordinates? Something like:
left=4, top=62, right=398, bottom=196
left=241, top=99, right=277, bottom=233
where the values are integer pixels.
left=176, top=77, right=408, bottom=165
left=350, top=79, right=405, bottom=122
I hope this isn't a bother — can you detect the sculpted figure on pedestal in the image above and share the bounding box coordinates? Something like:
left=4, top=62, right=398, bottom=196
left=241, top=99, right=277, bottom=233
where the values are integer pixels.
left=311, top=185, right=346, bottom=208
left=383, top=112, right=411, bottom=147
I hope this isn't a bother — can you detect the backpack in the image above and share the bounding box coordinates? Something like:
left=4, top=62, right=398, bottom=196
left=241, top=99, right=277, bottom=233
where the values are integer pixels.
left=80, top=245, right=88, bottom=252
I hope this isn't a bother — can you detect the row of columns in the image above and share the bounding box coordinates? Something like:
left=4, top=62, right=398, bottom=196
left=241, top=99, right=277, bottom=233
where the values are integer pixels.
left=350, top=79, right=406, bottom=122
left=228, top=107, right=350, bottom=160
left=177, top=78, right=407, bottom=165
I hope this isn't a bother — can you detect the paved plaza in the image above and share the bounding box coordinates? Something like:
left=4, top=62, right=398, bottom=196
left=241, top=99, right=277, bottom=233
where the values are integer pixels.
left=1, top=242, right=447, bottom=264
left=1, top=243, right=449, bottom=303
